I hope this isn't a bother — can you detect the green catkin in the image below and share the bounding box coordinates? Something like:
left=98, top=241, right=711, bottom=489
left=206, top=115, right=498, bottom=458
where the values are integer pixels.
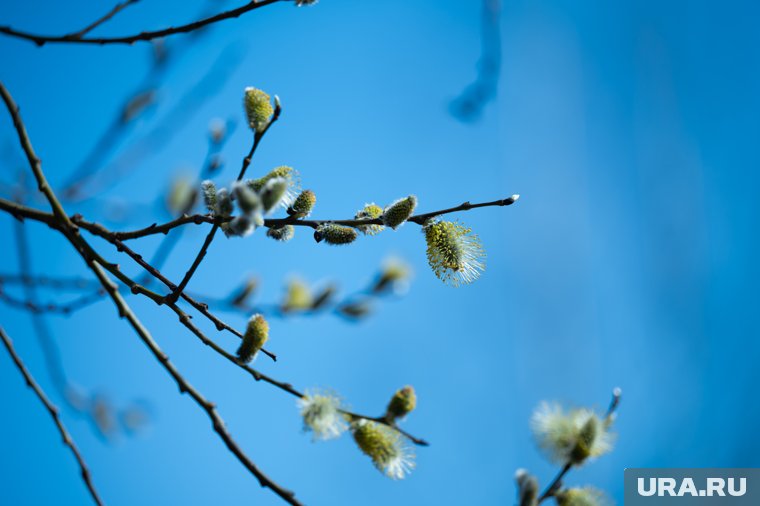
left=288, top=190, right=317, bottom=218
left=385, top=386, right=417, bottom=421
left=382, top=195, right=417, bottom=229
left=236, top=314, right=269, bottom=363
left=244, top=87, right=273, bottom=133
left=314, top=224, right=358, bottom=245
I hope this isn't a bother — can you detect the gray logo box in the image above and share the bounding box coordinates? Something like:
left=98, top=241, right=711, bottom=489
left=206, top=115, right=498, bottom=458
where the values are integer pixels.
left=625, top=469, right=760, bottom=505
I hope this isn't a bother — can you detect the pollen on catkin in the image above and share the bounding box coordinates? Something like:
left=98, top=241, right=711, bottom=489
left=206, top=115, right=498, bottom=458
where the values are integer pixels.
left=266, top=225, right=295, bottom=242
left=247, top=166, right=301, bottom=208
left=354, top=203, right=385, bottom=235
left=351, top=419, right=415, bottom=480
left=314, top=224, right=358, bottom=245
left=530, top=402, right=615, bottom=466
left=423, top=219, right=485, bottom=287
left=236, top=314, right=269, bottom=363
left=385, top=386, right=417, bottom=422
left=382, top=195, right=417, bottom=229
left=288, top=190, right=317, bottom=218
left=244, top=87, right=274, bottom=133
left=297, top=390, right=348, bottom=441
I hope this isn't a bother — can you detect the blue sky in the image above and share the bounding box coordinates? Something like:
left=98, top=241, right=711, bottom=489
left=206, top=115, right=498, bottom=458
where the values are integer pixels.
left=1, top=0, right=759, bottom=505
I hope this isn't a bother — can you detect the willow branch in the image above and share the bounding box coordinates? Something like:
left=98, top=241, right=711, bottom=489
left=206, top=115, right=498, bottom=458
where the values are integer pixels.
left=1, top=80, right=300, bottom=506
left=71, top=217, right=277, bottom=361
left=0, top=0, right=285, bottom=46
left=166, top=301, right=429, bottom=446
left=61, top=194, right=521, bottom=242
left=167, top=104, right=281, bottom=304
left=84, top=259, right=302, bottom=505
left=0, top=327, right=105, bottom=506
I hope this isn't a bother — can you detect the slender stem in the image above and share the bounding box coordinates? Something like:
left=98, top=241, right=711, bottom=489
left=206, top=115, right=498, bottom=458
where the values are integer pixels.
left=167, top=105, right=281, bottom=303
left=75, top=219, right=277, bottom=361
left=537, top=462, right=572, bottom=503
left=67, top=0, right=141, bottom=39
left=52, top=194, right=520, bottom=241
left=166, top=302, right=429, bottom=446
left=0, top=0, right=285, bottom=46
left=1, top=80, right=301, bottom=506
left=85, top=261, right=302, bottom=505
left=165, top=222, right=219, bottom=304
left=0, top=327, right=105, bottom=506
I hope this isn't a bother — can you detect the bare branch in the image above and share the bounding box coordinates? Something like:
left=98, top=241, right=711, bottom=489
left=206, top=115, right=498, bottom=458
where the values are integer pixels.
left=0, top=327, right=106, bottom=506
left=1, top=79, right=301, bottom=505
left=0, top=0, right=285, bottom=46
left=66, top=0, right=141, bottom=39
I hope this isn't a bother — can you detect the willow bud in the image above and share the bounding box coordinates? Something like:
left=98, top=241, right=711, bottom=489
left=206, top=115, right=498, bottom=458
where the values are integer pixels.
left=244, top=87, right=274, bottom=133
left=352, top=420, right=414, bottom=479
left=382, top=195, right=417, bottom=229
left=261, top=177, right=288, bottom=213
left=237, top=314, right=269, bottom=363
left=201, top=180, right=217, bottom=213
left=232, top=182, right=262, bottom=214
left=215, top=188, right=233, bottom=217
left=570, top=415, right=599, bottom=465
left=385, top=386, right=416, bottom=422
left=314, top=224, right=358, bottom=245
left=230, top=277, right=258, bottom=308
left=337, top=299, right=373, bottom=319
left=555, top=487, right=610, bottom=506
left=166, top=176, right=197, bottom=215
left=288, top=190, right=317, bottom=218
left=282, top=279, right=312, bottom=312
left=354, top=203, right=385, bottom=235
left=228, top=214, right=255, bottom=237
left=515, top=469, right=539, bottom=506
left=266, top=225, right=295, bottom=242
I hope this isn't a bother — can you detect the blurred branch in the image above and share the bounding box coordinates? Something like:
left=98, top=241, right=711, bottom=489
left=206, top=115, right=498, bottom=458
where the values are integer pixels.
left=450, top=0, right=502, bottom=122
left=66, top=0, right=141, bottom=39
left=0, top=327, right=105, bottom=506
left=64, top=44, right=244, bottom=201
left=1, top=79, right=301, bottom=505
left=0, top=273, right=100, bottom=291
left=0, top=0, right=286, bottom=46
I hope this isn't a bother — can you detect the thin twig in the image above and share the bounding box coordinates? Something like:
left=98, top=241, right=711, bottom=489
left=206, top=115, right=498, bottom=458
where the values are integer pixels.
left=1, top=80, right=301, bottom=506
left=67, top=0, right=141, bottom=39
left=165, top=301, right=429, bottom=446
left=0, top=273, right=100, bottom=290
left=0, top=0, right=284, bottom=46
left=166, top=104, right=281, bottom=304
left=59, top=194, right=521, bottom=241
left=71, top=218, right=277, bottom=361
left=0, top=327, right=105, bottom=506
